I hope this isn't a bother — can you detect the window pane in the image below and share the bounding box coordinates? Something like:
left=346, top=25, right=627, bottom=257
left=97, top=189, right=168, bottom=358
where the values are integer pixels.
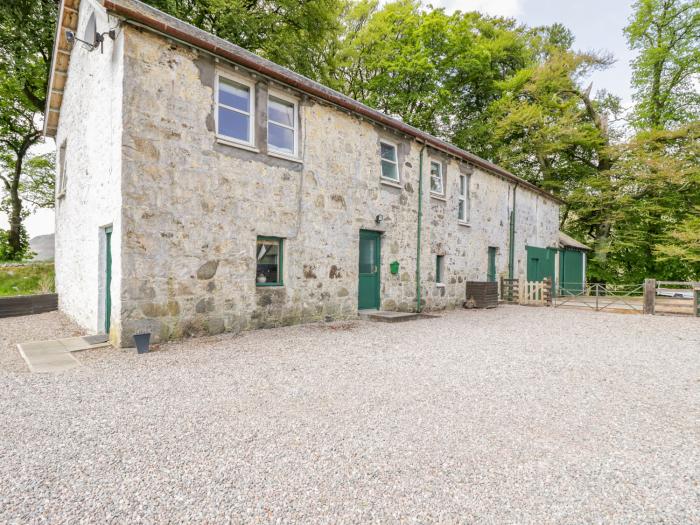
left=218, top=107, right=250, bottom=142
left=269, top=97, right=294, bottom=127
left=380, top=142, right=397, bottom=162
left=256, top=239, right=280, bottom=284
left=268, top=123, right=295, bottom=153
left=381, top=160, right=399, bottom=180
left=458, top=200, right=465, bottom=221
left=460, top=175, right=466, bottom=196
left=431, top=163, right=443, bottom=194
left=359, top=238, right=375, bottom=274
left=219, top=78, right=250, bottom=112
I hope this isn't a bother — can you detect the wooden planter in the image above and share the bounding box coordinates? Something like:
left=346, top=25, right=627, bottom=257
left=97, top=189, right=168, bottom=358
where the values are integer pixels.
left=0, top=293, right=58, bottom=318
left=465, top=281, right=498, bottom=309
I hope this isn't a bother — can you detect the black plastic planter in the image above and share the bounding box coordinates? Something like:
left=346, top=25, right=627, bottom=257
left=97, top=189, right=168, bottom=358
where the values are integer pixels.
left=133, top=332, right=151, bottom=354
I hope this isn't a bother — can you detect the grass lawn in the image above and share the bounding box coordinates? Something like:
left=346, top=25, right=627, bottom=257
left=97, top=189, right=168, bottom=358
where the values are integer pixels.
left=0, top=263, right=55, bottom=297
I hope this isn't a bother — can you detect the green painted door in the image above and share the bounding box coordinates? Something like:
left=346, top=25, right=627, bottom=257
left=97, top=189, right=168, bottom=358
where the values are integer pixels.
left=526, top=245, right=555, bottom=283
left=104, top=227, right=112, bottom=334
left=358, top=230, right=381, bottom=310
left=559, top=249, right=584, bottom=295
left=487, top=247, right=497, bottom=282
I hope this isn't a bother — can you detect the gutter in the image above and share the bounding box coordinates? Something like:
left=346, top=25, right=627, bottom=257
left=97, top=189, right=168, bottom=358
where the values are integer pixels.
left=96, top=0, right=563, bottom=206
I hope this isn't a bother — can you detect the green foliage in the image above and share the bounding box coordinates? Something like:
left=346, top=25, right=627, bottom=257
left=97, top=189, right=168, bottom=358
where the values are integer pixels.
left=0, top=0, right=57, bottom=260
left=0, top=263, right=54, bottom=296
left=0, top=224, right=31, bottom=262
left=625, top=0, right=700, bottom=129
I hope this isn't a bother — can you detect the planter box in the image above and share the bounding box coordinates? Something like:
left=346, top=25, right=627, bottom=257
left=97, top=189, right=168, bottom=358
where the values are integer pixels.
left=0, top=293, right=58, bottom=318
left=465, top=281, right=498, bottom=309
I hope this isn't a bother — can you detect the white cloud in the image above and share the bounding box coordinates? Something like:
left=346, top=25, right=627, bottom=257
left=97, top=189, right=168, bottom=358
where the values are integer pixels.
left=429, top=0, right=523, bottom=17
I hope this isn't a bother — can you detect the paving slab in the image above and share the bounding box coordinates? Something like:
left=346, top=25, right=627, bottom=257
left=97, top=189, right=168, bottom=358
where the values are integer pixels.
left=16, top=336, right=110, bottom=373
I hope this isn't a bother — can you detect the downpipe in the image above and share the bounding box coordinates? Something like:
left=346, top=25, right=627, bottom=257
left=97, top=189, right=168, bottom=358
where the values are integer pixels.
left=416, top=144, right=426, bottom=313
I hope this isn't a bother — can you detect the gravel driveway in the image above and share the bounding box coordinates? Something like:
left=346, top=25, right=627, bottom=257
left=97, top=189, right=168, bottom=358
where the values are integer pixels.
left=1, top=307, right=698, bottom=523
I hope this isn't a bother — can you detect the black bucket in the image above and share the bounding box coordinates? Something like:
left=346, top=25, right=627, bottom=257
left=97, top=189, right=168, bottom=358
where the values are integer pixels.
left=133, top=333, right=151, bottom=354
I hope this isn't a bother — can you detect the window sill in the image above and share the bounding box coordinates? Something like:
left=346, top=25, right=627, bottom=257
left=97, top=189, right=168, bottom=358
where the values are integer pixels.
left=256, top=283, right=284, bottom=288
left=458, top=221, right=471, bottom=227
left=436, top=283, right=446, bottom=288
left=268, top=150, right=303, bottom=164
left=430, top=193, right=447, bottom=202
left=216, top=136, right=259, bottom=153
left=380, top=178, right=402, bottom=189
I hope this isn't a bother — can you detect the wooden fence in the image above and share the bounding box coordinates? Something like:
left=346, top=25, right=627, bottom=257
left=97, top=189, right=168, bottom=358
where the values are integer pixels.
left=500, top=277, right=551, bottom=306
left=0, top=293, right=58, bottom=318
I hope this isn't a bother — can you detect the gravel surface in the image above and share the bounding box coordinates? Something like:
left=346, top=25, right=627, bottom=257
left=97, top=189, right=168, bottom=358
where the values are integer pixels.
left=1, top=307, right=698, bottom=523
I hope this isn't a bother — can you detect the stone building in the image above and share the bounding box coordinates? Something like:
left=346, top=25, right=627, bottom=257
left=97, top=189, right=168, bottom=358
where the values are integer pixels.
left=45, top=0, right=563, bottom=347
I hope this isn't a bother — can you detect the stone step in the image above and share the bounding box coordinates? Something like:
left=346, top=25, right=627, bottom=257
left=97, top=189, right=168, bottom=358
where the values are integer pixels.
left=358, top=310, right=426, bottom=323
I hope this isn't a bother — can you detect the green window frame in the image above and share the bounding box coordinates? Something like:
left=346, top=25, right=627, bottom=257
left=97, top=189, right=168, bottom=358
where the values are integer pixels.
left=256, top=236, right=284, bottom=286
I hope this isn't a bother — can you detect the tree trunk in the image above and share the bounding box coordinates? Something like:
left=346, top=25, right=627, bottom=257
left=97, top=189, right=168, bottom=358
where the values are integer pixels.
left=7, top=156, right=24, bottom=259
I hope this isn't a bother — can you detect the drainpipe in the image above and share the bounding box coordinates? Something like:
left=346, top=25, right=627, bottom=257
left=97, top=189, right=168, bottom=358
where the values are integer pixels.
left=416, top=144, right=426, bottom=313
left=508, top=184, right=518, bottom=280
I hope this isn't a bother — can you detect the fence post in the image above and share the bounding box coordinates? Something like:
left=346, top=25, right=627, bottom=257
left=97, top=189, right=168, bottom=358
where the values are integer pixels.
left=643, top=278, right=656, bottom=315
left=595, top=283, right=599, bottom=311
left=518, top=276, right=525, bottom=304
left=543, top=277, right=552, bottom=306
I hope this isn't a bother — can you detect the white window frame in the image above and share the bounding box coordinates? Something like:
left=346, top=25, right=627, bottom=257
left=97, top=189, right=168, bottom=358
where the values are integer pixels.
left=430, top=160, right=445, bottom=197
left=215, top=71, right=256, bottom=148
left=57, top=140, right=67, bottom=199
left=267, top=89, right=299, bottom=158
left=379, top=139, right=400, bottom=183
left=458, top=173, right=470, bottom=224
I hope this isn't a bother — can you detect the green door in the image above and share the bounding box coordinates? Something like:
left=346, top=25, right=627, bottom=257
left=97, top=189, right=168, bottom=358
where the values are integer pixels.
left=487, top=247, right=497, bottom=282
left=560, top=249, right=584, bottom=295
left=358, top=230, right=381, bottom=310
left=526, top=245, right=555, bottom=282
left=104, top=227, right=112, bottom=334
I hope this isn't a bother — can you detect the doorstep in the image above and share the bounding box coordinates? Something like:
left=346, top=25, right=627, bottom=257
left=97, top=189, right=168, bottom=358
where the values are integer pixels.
left=358, top=310, right=435, bottom=323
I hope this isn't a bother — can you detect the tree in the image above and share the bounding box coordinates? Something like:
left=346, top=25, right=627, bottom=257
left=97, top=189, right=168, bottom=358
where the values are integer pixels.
left=625, top=0, right=700, bottom=130
left=0, top=0, right=57, bottom=260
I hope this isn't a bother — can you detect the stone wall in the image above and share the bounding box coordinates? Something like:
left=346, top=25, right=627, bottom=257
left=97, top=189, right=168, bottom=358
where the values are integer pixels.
left=116, top=26, right=559, bottom=345
left=54, top=0, right=124, bottom=341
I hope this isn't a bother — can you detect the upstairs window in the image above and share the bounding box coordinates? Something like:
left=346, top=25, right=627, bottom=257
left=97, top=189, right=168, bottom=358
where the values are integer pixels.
left=256, top=236, right=283, bottom=286
left=380, top=141, right=399, bottom=182
left=268, top=95, right=297, bottom=156
left=458, top=174, right=470, bottom=223
left=430, top=161, right=444, bottom=196
left=216, top=75, right=254, bottom=145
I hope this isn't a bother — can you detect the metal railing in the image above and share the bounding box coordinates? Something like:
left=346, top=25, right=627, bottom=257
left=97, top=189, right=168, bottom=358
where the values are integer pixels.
left=553, top=282, right=644, bottom=312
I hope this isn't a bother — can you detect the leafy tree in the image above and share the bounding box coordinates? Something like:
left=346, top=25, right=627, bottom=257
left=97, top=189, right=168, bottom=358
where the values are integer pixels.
left=625, top=0, right=700, bottom=129
left=0, top=0, right=57, bottom=260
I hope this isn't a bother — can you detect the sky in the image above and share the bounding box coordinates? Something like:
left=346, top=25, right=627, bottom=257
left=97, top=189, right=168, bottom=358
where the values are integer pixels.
left=2, top=0, right=636, bottom=239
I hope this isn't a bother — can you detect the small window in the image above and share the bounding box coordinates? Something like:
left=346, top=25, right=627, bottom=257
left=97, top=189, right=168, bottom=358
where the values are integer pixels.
left=458, top=174, right=470, bottom=223
left=268, top=95, right=297, bottom=156
left=380, top=141, right=399, bottom=181
left=256, top=237, right=283, bottom=286
left=57, top=140, right=67, bottom=198
left=216, top=75, right=254, bottom=145
left=436, top=255, right=445, bottom=284
left=430, top=161, right=444, bottom=195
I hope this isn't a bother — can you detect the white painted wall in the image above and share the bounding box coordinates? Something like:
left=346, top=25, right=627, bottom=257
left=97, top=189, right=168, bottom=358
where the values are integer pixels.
left=54, top=0, right=123, bottom=340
